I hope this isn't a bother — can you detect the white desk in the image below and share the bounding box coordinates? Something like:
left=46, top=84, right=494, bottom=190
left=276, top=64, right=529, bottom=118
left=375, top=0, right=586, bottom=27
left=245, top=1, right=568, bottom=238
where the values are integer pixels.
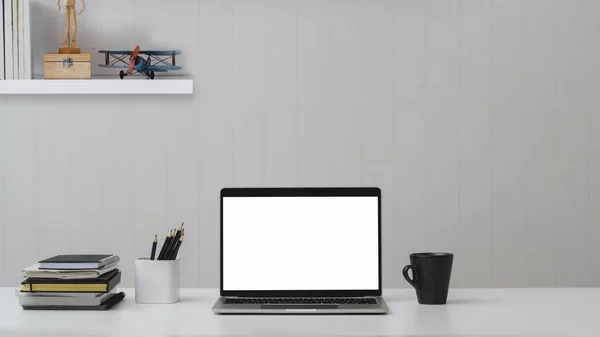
left=0, top=288, right=598, bottom=337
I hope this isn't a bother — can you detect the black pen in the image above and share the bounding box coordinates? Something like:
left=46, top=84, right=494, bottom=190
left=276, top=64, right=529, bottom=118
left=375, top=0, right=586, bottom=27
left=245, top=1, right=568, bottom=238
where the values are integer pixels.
left=150, top=235, right=157, bottom=260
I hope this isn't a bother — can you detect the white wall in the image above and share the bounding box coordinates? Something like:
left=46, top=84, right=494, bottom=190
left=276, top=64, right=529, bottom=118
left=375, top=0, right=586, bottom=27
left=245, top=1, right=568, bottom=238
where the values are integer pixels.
left=1, top=0, right=599, bottom=288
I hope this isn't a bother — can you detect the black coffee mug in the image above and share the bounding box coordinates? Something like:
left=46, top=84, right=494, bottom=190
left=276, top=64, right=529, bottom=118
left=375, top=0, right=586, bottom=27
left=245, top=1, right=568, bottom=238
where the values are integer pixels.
left=403, top=252, right=453, bottom=305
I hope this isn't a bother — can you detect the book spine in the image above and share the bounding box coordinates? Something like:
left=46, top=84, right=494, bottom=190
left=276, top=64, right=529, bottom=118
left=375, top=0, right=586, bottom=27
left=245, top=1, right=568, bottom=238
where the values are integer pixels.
left=10, top=0, right=17, bottom=78
left=21, top=0, right=31, bottom=79
left=2, top=0, right=14, bottom=79
left=0, top=0, right=4, bottom=80
left=106, top=271, right=122, bottom=293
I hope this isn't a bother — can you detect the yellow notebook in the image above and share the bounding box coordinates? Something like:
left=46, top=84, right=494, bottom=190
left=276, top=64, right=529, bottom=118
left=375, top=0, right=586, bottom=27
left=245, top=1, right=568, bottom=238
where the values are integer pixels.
left=21, top=283, right=108, bottom=292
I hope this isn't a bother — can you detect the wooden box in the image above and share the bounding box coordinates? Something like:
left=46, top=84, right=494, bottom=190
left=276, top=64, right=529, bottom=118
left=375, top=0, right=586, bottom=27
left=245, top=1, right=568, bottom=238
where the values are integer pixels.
left=44, top=53, right=91, bottom=79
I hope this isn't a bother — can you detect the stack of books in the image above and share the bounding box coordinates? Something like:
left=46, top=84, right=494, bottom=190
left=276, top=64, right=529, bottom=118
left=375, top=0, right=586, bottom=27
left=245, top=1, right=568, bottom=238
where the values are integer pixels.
left=17, top=254, right=125, bottom=310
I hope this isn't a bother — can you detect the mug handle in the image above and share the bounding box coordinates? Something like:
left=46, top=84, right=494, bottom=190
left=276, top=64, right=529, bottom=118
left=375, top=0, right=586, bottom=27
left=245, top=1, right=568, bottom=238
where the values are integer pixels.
left=403, top=265, right=419, bottom=289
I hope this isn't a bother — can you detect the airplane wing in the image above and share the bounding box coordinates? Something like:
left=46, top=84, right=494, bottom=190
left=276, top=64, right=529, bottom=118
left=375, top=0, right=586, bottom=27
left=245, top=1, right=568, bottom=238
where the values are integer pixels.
left=139, top=50, right=182, bottom=56
left=97, top=50, right=133, bottom=55
left=98, top=65, right=129, bottom=68
left=146, top=65, right=183, bottom=72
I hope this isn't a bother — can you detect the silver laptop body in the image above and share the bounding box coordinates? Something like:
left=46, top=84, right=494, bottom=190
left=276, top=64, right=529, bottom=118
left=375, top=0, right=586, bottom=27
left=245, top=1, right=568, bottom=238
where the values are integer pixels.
left=212, top=187, right=389, bottom=314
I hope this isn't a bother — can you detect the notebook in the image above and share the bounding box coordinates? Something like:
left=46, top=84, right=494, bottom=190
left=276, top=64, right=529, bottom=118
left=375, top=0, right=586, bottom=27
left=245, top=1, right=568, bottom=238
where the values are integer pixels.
left=21, top=270, right=121, bottom=293
left=38, top=254, right=120, bottom=270
left=15, top=290, right=113, bottom=297
left=21, top=292, right=126, bottom=311
left=23, top=262, right=118, bottom=279
left=18, top=289, right=116, bottom=306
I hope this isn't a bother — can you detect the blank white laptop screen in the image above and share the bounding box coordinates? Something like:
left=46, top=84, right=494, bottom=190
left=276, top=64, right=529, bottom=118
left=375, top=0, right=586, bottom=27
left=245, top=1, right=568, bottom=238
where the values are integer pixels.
left=222, top=196, right=379, bottom=291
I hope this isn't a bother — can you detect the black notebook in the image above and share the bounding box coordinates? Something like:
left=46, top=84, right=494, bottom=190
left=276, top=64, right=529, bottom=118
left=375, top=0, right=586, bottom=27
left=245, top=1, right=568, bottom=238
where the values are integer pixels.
left=21, top=270, right=121, bottom=293
left=39, top=254, right=119, bottom=270
left=22, top=291, right=126, bottom=311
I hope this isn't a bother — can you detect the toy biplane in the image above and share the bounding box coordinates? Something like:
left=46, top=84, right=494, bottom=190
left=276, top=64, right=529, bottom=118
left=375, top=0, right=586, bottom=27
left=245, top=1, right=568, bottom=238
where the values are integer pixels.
left=98, top=46, right=182, bottom=79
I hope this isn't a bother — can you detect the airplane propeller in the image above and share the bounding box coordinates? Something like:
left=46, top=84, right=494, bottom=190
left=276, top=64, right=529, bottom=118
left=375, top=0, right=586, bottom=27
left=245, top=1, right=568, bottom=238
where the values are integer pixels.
left=128, top=46, right=141, bottom=74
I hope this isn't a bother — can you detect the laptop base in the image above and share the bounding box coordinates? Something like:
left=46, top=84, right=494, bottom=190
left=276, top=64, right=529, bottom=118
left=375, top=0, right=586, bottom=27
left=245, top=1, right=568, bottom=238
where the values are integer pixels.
left=212, top=296, right=389, bottom=314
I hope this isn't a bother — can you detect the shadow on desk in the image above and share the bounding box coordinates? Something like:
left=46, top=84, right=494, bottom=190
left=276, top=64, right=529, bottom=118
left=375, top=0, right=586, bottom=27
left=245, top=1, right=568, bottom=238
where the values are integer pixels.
left=446, top=298, right=495, bottom=305
left=384, top=292, right=497, bottom=305
left=175, top=297, right=199, bottom=304
left=380, top=292, right=416, bottom=302
left=168, top=335, right=575, bottom=337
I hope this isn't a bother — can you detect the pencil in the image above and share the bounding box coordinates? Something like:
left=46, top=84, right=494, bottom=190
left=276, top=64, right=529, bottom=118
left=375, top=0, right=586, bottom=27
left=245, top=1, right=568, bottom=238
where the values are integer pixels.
left=169, top=223, right=184, bottom=257
left=163, top=228, right=177, bottom=260
left=150, top=234, right=158, bottom=260
left=167, top=232, right=183, bottom=260
left=174, top=223, right=184, bottom=242
left=157, top=230, right=173, bottom=260
left=170, top=234, right=185, bottom=260
left=164, top=230, right=176, bottom=260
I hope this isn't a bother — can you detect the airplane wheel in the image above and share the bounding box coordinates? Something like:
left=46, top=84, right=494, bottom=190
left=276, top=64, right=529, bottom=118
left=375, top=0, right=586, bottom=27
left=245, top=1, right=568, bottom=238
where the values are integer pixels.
left=150, top=71, right=155, bottom=80
left=119, top=70, right=125, bottom=79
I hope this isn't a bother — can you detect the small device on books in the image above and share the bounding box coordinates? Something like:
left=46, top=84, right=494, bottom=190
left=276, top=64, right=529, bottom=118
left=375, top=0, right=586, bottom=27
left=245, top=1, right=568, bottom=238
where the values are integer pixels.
left=38, top=254, right=119, bottom=270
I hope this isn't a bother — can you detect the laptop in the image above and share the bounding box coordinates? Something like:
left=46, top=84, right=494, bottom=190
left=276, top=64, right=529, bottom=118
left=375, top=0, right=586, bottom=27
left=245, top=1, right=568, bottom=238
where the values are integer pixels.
left=212, top=187, right=389, bottom=314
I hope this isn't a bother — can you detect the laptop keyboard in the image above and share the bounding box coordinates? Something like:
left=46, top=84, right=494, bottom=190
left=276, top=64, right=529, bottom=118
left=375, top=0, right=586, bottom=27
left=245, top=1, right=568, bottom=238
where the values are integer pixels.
left=225, top=298, right=377, bottom=305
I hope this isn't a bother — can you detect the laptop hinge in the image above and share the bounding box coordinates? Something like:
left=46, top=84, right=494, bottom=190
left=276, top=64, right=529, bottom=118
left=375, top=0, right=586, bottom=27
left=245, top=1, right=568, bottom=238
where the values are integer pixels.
left=225, top=295, right=368, bottom=298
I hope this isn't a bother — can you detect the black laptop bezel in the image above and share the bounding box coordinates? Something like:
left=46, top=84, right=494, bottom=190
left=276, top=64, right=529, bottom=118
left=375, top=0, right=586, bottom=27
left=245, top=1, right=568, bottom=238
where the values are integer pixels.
left=220, top=187, right=382, bottom=298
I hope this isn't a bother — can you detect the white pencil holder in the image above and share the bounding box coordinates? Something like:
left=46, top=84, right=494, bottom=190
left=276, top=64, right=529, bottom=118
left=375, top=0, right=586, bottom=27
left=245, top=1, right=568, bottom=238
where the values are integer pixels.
left=135, top=257, right=180, bottom=304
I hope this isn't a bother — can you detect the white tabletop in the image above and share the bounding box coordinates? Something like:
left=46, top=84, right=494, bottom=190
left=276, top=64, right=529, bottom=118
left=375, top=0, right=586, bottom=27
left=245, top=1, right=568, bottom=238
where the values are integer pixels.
left=0, top=288, right=598, bottom=337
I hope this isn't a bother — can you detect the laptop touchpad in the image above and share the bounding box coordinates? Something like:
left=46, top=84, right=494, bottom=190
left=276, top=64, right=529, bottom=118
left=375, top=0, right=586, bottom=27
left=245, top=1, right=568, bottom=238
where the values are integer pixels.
left=261, top=304, right=339, bottom=310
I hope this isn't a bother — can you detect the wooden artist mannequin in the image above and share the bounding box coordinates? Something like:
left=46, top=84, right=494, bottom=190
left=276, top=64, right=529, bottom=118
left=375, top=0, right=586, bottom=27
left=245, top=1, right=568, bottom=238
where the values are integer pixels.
left=57, top=0, right=85, bottom=53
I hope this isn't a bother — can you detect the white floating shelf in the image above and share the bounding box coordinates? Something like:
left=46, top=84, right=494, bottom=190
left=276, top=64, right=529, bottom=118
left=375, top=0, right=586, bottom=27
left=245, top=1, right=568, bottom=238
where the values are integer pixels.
left=0, top=76, right=193, bottom=95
